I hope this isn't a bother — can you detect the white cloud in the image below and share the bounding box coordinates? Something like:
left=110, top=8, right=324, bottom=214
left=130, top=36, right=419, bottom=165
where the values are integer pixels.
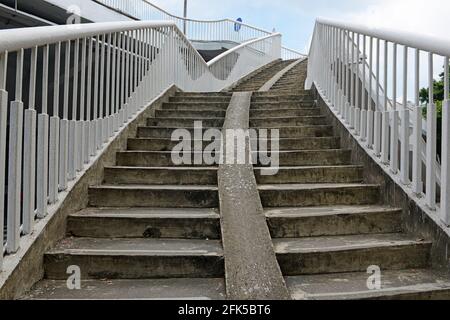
left=344, top=0, right=450, bottom=39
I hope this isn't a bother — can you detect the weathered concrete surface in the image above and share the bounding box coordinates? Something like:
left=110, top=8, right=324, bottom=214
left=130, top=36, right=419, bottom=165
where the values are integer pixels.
left=287, top=269, right=450, bottom=300
left=44, top=238, right=224, bottom=280
left=0, top=86, right=178, bottom=300
left=67, top=208, right=221, bottom=239
left=223, top=60, right=281, bottom=92
left=23, top=278, right=226, bottom=300
left=218, top=92, right=290, bottom=300
left=274, top=233, right=431, bottom=275
left=259, top=58, right=307, bottom=92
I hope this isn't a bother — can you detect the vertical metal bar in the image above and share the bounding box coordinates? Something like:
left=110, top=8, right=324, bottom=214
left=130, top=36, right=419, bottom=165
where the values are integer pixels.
left=0, top=52, right=8, bottom=266
left=412, top=49, right=422, bottom=195
left=49, top=42, right=61, bottom=203
left=381, top=40, right=389, bottom=164
left=59, top=40, right=70, bottom=191
left=23, top=46, right=38, bottom=234
left=442, top=56, right=450, bottom=224
left=426, top=52, right=436, bottom=209
left=374, top=38, right=382, bottom=156
left=390, top=43, right=399, bottom=174
left=400, top=46, right=410, bottom=185
left=7, top=49, right=24, bottom=253
left=367, top=37, right=374, bottom=148
left=37, top=45, right=49, bottom=218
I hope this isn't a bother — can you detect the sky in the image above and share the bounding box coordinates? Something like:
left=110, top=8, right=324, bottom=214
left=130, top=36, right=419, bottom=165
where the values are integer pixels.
left=149, top=0, right=450, bottom=54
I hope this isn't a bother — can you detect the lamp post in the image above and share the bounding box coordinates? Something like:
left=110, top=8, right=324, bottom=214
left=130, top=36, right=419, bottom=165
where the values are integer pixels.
left=183, top=0, right=188, bottom=35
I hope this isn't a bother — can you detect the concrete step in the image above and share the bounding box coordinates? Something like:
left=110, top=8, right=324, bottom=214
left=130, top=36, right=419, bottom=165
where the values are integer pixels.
left=137, top=127, right=222, bottom=139
left=256, top=137, right=340, bottom=151
left=286, top=269, right=450, bottom=300
left=250, top=108, right=320, bottom=118
left=271, top=150, right=352, bottom=166
left=116, top=151, right=219, bottom=167
left=255, top=165, right=363, bottom=184
left=169, top=96, right=231, bottom=103
left=250, top=116, right=327, bottom=127
left=161, top=105, right=228, bottom=112
left=128, top=138, right=222, bottom=152
left=127, top=137, right=340, bottom=152
left=116, top=150, right=351, bottom=167
left=147, top=117, right=225, bottom=128
left=24, top=278, right=226, bottom=300
left=265, top=205, right=402, bottom=238
left=89, top=185, right=219, bottom=208
left=251, top=95, right=312, bottom=103
left=156, top=110, right=226, bottom=118
left=104, top=167, right=218, bottom=185
left=67, top=208, right=221, bottom=239
left=175, top=92, right=232, bottom=97
left=258, top=183, right=380, bottom=207
left=162, top=102, right=229, bottom=110
left=274, top=233, right=431, bottom=276
left=44, top=238, right=224, bottom=279
left=250, top=102, right=315, bottom=110
left=253, top=91, right=311, bottom=97
left=254, top=126, right=334, bottom=138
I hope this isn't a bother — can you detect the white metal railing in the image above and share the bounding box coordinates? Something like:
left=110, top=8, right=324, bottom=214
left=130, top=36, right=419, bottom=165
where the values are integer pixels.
left=307, top=18, right=450, bottom=226
left=0, top=20, right=281, bottom=268
left=94, top=0, right=305, bottom=60
left=282, top=47, right=307, bottom=61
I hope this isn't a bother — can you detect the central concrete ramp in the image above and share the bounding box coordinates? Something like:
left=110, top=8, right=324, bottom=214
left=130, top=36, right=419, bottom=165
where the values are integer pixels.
left=218, top=92, right=290, bottom=300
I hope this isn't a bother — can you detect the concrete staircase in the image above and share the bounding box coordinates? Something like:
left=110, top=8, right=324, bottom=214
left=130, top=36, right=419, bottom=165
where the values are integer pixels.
left=22, top=58, right=450, bottom=300
left=23, top=92, right=233, bottom=300
left=233, top=59, right=295, bottom=92
left=251, top=61, right=450, bottom=300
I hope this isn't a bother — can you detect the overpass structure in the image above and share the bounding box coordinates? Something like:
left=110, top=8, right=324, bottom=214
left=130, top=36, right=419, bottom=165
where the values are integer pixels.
left=0, top=0, right=449, bottom=301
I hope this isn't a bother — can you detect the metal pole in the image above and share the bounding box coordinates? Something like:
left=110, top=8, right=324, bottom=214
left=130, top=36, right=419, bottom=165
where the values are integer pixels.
left=183, top=0, right=188, bottom=35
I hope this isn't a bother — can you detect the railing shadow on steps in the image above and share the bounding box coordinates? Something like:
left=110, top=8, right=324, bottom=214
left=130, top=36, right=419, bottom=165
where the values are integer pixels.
left=306, top=18, right=450, bottom=229
left=0, top=20, right=282, bottom=270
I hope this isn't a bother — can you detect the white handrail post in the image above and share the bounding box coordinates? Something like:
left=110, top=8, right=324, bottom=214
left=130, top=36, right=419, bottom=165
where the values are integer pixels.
left=400, top=45, right=410, bottom=185
left=381, top=40, right=389, bottom=164
left=0, top=51, right=8, bottom=267
left=412, top=49, right=423, bottom=195
left=426, top=53, right=436, bottom=210
left=390, top=43, right=399, bottom=174
left=441, top=56, right=450, bottom=224
left=7, top=49, right=24, bottom=253
left=23, top=46, right=38, bottom=235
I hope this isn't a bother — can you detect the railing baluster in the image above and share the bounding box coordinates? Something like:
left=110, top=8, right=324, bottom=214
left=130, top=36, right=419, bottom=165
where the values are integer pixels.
left=426, top=53, right=436, bottom=210
left=374, top=39, right=382, bottom=156
left=37, top=45, right=49, bottom=218
left=59, top=40, right=70, bottom=191
left=23, top=46, right=38, bottom=234
left=442, top=56, right=450, bottom=224
left=412, top=49, right=423, bottom=195
left=390, top=43, right=399, bottom=174
left=0, top=51, right=8, bottom=266
left=360, top=35, right=367, bottom=141
left=367, top=37, right=374, bottom=149
left=355, top=33, right=361, bottom=136
left=381, top=40, right=389, bottom=164
left=7, top=48, right=24, bottom=253
left=400, top=46, right=410, bottom=185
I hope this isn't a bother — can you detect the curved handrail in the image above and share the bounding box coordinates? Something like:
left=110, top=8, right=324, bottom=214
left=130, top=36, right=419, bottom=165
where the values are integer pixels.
left=317, top=17, right=450, bottom=57
left=94, top=0, right=305, bottom=59
left=207, top=33, right=282, bottom=66
left=0, top=20, right=281, bottom=264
